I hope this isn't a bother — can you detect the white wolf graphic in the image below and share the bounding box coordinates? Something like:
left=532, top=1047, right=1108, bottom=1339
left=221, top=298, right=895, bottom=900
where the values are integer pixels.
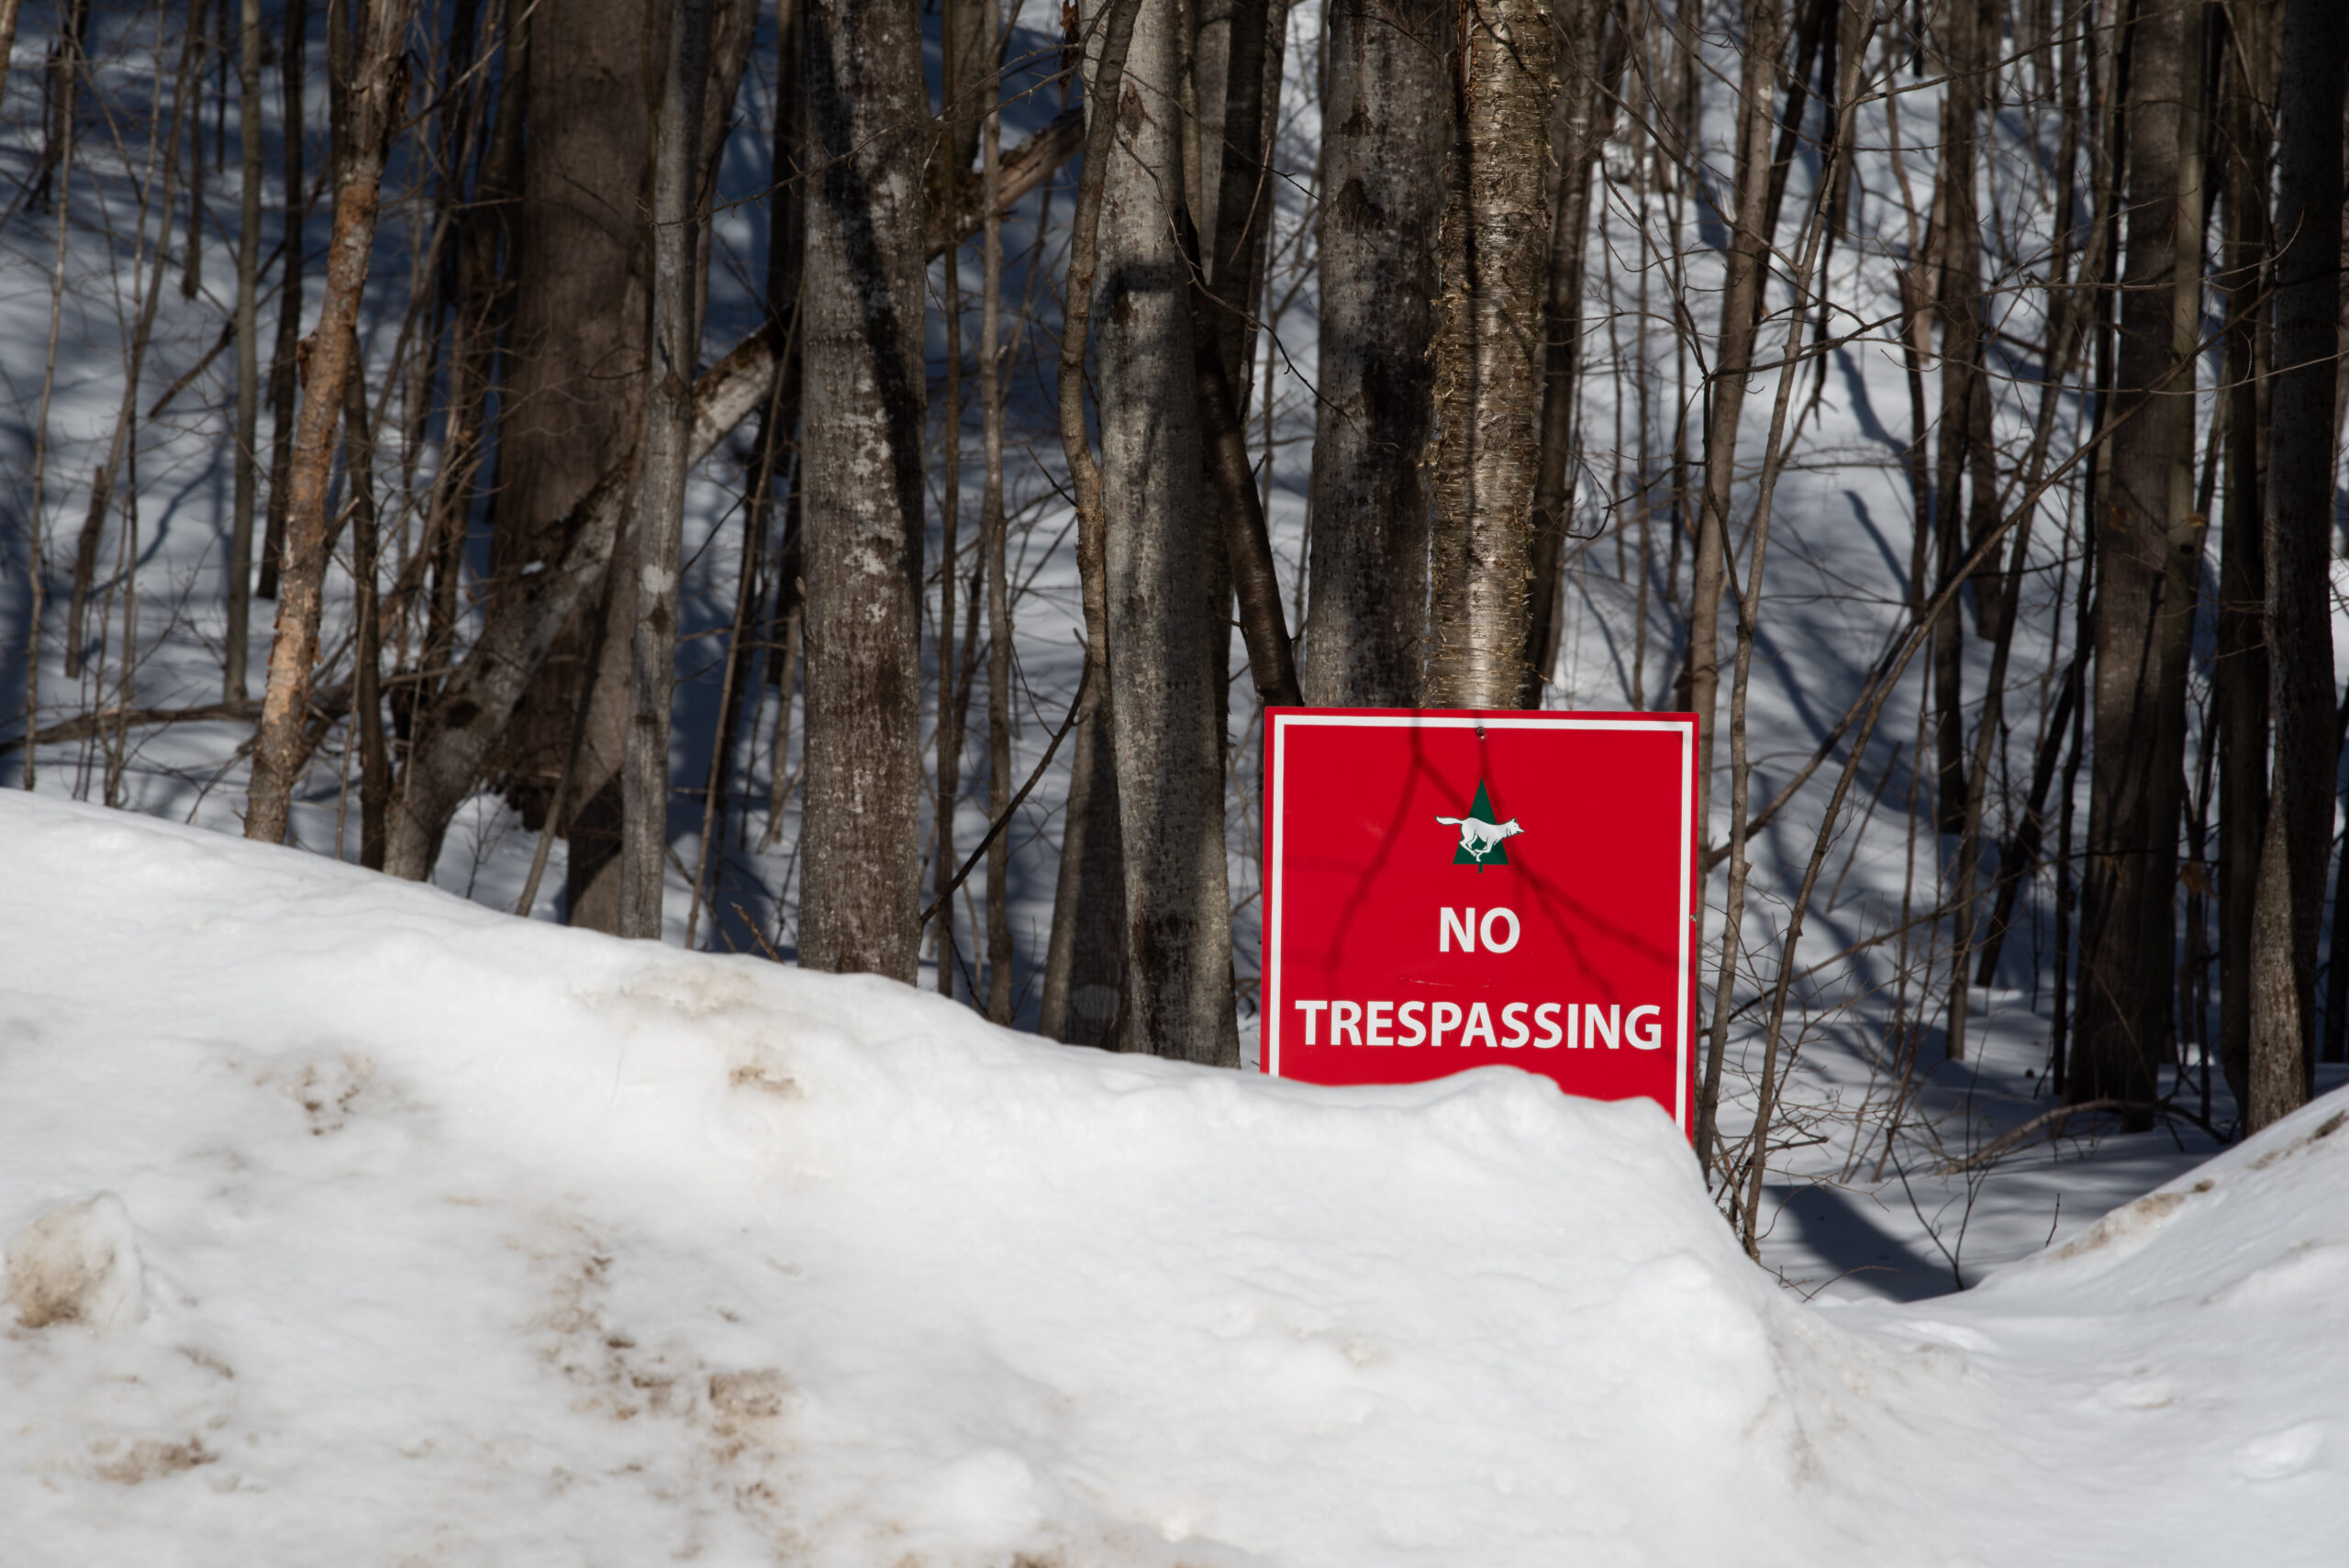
left=1436, top=814, right=1525, bottom=862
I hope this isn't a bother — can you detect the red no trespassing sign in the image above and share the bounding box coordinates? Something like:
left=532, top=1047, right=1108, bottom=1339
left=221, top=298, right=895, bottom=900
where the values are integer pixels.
left=1261, top=708, right=1700, bottom=1138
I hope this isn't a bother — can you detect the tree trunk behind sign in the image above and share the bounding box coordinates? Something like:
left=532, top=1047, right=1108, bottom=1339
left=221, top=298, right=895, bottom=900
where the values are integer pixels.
left=1421, top=0, right=1555, bottom=711
left=1092, top=0, right=1238, bottom=1064
left=2246, top=0, right=2346, bottom=1131
left=1301, top=0, right=1447, bottom=709
left=797, top=0, right=928, bottom=982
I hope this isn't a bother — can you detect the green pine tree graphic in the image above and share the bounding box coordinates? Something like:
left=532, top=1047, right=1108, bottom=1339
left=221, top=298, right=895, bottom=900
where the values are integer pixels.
left=1452, top=781, right=1509, bottom=871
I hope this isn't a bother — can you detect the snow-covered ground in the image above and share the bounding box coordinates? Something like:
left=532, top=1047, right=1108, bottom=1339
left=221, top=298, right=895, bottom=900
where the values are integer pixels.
left=4, top=789, right=2344, bottom=1564
left=9, top=17, right=2349, bottom=1551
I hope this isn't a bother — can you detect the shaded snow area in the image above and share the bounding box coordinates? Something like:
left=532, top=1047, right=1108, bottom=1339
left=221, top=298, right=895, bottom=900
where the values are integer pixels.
left=3, top=791, right=2343, bottom=1565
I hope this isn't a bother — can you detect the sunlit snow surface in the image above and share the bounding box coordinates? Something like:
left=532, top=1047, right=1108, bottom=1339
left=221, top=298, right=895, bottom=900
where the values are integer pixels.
left=2, top=790, right=2342, bottom=1564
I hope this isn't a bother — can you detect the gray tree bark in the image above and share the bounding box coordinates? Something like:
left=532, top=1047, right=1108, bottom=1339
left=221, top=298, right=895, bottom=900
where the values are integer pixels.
left=1422, top=0, right=1556, bottom=710
left=618, top=0, right=711, bottom=940
left=2215, top=0, right=2271, bottom=1110
left=2246, top=0, right=2345, bottom=1131
left=1300, top=0, right=1448, bottom=708
left=796, top=0, right=929, bottom=981
left=1092, top=0, right=1237, bottom=1063
left=2075, top=0, right=2200, bottom=1126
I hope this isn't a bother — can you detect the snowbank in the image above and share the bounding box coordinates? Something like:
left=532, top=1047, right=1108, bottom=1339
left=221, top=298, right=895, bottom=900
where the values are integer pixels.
left=1, top=792, right=2340, bottom=1564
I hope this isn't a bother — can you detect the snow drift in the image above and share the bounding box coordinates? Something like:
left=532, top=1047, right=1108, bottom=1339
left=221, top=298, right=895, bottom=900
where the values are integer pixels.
left=0, top=791, right=2341, bottom=1564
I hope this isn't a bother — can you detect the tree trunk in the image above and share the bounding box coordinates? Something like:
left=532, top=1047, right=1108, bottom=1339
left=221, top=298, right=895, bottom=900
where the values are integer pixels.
left=796, top=0, right=929, bottom=981
left=1687, top=0, right=1783, bottom=797
left=247, top=0, right=417, bottom=846
left=226, top=0, right=261, bottom=703
left=980, top=0, right=1016, bottom=1023
left=2247, top=0, right=2345, bottom=1131
left=0, top=0, right=23, bottom=126
left=1039, top=699, right=1130, bottom=1047
left=1039, top=0, right=1139, bottom=1038
left=381, top=321, right=788, bottom=881
left=618, top=0, right=711, bottom=940
left=1524, top=0, right=1617, bottom=685
left=492, top=0, right=658, bottom=920
left=259, top=0, right=310, bottom=603
left=1092, top=0, right=1237, bottom=1063
left=1422, top=0, right=1556, bottom=710
left=1300, top=0, right=1448, bottom=708
left=2215, top=0, right=2271, bottom=1110
left=2075, top=0, right=2199, bottom=1125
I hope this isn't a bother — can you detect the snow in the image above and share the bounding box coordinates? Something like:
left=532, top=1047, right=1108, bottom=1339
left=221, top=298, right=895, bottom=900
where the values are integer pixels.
left=5, top=789, right=2344, bottom=1564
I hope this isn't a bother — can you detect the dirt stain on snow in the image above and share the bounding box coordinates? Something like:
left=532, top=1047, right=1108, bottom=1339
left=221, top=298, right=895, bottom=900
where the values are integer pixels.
left=90, top=1435, right=214, bottom=1485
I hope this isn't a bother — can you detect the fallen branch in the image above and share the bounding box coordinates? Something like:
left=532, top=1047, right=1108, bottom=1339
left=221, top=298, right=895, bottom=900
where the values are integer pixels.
left=1933, top=1098, right=2134, bottom=1177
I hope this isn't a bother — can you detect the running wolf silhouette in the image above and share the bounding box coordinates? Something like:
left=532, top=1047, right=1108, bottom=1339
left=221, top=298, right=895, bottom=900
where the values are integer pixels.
left=1436, top=814, right=1525, bottom=862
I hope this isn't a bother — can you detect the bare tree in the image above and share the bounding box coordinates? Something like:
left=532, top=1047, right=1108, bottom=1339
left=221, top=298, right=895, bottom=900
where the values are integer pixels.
left=247, top=0, right=418, bottom=846
left=225, top=0, right=261, bottom=704
left=1301, top=0, right=1448, bottom=707
left=2214, top=0, right=2271, bottom=1109
left=2074, top=0, right=2202, bottom=1126
left=618, top=0, right=713, bottom=939
left=796, top=0, right=930, bottom=980
left=1090, top=0, right=1238, bottom=1063
left=2245, top=0, right=2345, bottom=1130
left=1421, top=0, right=1556, bottom=709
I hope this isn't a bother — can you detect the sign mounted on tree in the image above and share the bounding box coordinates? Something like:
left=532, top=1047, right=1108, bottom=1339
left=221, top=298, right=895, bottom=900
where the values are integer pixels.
left=1261, top=709, right=1700, bottom=1137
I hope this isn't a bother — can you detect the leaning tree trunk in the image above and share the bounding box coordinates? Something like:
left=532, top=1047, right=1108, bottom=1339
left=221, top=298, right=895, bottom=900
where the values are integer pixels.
left=618, top=0, right=712, bottom=940
left=2075, top=0, right=2199, bottom=1126
left=2246, top=0, right=2346, bottom=1131
left=246, top=0, right=417, bottom=846
left=1091, top=0, right=1238, bottom=1064
left=1300, top=0, right=1448, bottom=708
left=1421, top=0, right=1556, bottom=710
left=796, top=0, right=929, bottom=981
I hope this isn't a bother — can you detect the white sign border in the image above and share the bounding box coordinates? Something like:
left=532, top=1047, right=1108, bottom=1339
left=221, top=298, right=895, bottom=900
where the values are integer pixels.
left=1264, top=710, right=1698, bottom=1135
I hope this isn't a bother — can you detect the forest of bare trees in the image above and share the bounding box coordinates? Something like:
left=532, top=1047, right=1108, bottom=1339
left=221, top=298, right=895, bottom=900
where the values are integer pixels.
left=6, top=0, right=2347, bottom=1218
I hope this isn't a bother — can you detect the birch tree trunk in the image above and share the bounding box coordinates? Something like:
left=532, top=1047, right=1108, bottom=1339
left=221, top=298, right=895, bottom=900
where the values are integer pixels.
left=618, top=0, right=711, bottom=940
left=1422, top=0, right=1556, bottom=710
left=2246, top=0, right=2345, bottom=1130
left=1300, top=0, right=1448, bottom=708
left=797, top=0, right=928, bottom=980
left=2075, top=0, right=2199, bottom=1125
left=246, top=0, right=417, bottom=846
